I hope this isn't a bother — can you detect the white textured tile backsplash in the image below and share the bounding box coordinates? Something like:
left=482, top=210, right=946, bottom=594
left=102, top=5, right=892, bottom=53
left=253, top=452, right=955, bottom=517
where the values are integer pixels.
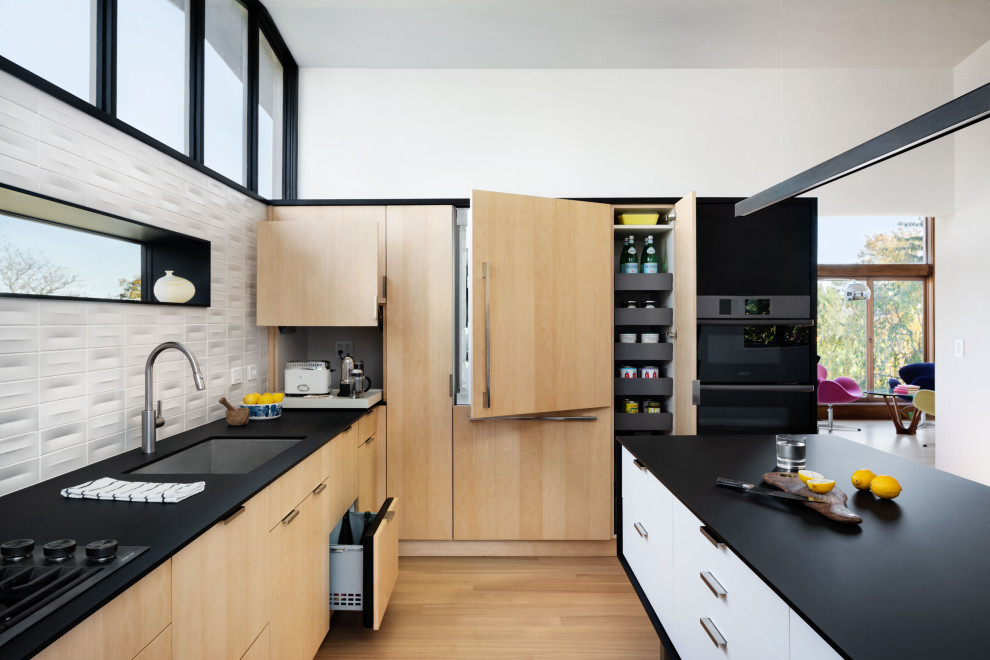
left=0, top=70, right=268, bottom=496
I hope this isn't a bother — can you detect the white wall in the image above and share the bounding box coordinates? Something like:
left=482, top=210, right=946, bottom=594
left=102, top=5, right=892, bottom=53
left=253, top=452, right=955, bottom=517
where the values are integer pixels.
left=0, top=70, right=268, bottom=495
left=297, top=67, right=954, bottom=216
left=938, top=40, right=990, bottom=485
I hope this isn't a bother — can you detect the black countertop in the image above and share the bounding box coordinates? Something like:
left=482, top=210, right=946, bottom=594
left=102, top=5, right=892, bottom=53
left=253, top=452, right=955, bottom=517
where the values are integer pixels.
left=0, top=407, right=373, bottom=660
left=618, top=434, right=990, bottom=660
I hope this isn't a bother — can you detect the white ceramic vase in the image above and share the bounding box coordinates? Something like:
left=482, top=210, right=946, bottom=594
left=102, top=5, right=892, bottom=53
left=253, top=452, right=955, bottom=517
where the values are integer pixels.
left=153, top=270, right=196, bottom=303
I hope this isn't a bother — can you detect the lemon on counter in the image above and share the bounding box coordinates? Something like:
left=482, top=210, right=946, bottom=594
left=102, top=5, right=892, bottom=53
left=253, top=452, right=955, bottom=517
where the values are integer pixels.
left=272, top=392, right=284, bottom=403
left=869, top=475, right=902, bottom=499
left=243, top=393, right=260, bottom=405
left=258, top=393, right=274, bottom=405
left=807, top=478, right=835, bottom=494
left=797, top=470, right=823, bottom=484
left=851, top=469, right=876, bottom=491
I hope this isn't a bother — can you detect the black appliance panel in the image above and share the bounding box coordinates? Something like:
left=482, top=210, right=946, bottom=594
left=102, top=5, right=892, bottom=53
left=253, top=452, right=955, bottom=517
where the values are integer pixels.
left=698, top=323, right=814, bottom=385
left=696, top=387, right=816, bottom=434
left=696, top=200, right=816, bottom=296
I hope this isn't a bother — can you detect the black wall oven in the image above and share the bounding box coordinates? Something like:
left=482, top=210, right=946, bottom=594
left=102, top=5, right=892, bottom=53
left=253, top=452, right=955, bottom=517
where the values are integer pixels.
left=695, top=295, right=817, bottom=434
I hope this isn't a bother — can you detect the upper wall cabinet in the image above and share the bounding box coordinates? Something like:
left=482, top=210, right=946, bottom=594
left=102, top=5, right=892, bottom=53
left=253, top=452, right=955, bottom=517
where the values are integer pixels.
left=470, top=190, right=613, bottom=418
left=257, top=206, right=384, bottom=326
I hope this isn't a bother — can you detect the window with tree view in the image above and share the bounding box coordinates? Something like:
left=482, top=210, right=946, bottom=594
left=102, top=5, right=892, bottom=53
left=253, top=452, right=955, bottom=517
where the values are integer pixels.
left=817, top=217, right=930, bottom=393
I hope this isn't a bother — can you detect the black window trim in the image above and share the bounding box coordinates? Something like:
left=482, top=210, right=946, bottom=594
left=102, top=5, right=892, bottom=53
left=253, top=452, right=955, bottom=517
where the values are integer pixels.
left=0, top=0, right=298, bottom=202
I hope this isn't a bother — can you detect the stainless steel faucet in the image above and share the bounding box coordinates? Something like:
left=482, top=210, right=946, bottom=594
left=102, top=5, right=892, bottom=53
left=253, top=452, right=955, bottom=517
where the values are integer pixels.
left=142, top=341, right=206, bottom=454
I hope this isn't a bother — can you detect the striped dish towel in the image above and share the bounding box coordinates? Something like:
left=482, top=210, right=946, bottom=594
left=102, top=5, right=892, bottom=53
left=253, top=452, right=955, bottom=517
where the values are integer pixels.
left=61, top=477, right=205, bottom=503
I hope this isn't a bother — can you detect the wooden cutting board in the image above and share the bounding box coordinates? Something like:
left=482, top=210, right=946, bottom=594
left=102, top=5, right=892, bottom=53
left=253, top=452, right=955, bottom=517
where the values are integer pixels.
left=762, top=472, right=862, bottom=525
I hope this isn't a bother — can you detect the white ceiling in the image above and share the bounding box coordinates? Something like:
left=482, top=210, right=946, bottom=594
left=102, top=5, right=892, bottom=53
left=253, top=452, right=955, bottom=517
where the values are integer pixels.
left=263, top=0, right=990, bottom=69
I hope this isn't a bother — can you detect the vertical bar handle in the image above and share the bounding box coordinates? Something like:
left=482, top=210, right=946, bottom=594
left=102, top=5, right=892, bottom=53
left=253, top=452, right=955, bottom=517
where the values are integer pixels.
left=700, top=571, right=727, bottom=597
left=632, top=459, right=648, bottom=473
left=633, top=522, right=648, bottom=539
left=699, top=526, right=725, bottom=549
left=692, top=380, right=701, bottom=406
left=483, top=261, right=491, bottom=408
left=373, top=294, right=378, bottom=322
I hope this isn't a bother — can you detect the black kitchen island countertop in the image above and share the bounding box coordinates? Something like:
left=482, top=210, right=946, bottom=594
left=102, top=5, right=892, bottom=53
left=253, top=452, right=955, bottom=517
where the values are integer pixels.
left=0, top=406, right=375, bottom=660
left=618, top=434, right=990, bottom=660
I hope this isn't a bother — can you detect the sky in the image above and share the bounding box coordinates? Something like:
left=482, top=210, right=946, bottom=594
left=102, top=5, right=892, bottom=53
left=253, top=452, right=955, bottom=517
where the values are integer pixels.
left=817, top=216, right=922, bottom=264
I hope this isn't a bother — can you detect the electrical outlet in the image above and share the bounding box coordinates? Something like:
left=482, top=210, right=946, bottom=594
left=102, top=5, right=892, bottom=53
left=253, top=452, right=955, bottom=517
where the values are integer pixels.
left=230, top=367, right=243, bottom=385
left=335, top=340, right=353, bottom=357
left=954, top=337, right=965, bottom=358
left=247, top=364, right=258, bottom=380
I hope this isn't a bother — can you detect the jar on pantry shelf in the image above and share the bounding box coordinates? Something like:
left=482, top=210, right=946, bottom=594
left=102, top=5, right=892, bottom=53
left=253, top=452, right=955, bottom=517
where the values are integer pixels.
left=643, top=300, right=657, bottom=308
left=622, top=399, right=640, bottom=414
left=621, top=300, right=638, bottom=309
left=618, top=333, right=637, bottom=343
left=618, top=365, right=638, bottom=379
left=644, top=400, right=663, bottom=414
left=640, top=366, right=659, bottom=379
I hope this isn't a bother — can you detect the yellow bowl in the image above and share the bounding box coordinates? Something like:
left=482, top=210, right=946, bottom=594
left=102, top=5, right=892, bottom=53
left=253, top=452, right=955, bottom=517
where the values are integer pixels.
left=617, top=213, right=660, bottom=225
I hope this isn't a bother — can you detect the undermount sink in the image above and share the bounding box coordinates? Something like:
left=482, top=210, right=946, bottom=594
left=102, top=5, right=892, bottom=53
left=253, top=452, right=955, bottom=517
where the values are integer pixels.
left=129, top=437, right=302, bottom=475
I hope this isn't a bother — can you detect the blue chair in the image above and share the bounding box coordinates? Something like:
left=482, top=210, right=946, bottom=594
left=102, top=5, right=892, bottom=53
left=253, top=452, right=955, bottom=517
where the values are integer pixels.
left=888, top=362, right=935, bottom=395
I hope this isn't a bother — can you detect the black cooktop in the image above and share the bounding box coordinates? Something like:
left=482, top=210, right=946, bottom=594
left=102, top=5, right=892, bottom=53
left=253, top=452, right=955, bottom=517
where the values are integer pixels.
left=0, top=539, right=147, bottom=646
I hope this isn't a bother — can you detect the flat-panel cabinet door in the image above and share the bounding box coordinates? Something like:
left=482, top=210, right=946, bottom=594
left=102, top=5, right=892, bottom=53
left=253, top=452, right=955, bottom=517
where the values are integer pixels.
left=671, top=192, right=698, bottom=434
left=470, top=190, right=612, bottom=418
left=452, top=406, right=612, bottom=540
left=385, top=206, right=453, bottom=540
left=257, top=208, right=381, bottom=326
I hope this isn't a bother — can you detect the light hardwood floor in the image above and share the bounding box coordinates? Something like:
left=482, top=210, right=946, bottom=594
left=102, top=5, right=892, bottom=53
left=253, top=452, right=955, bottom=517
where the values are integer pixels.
left=821, top=418, right=935, bottom=467
left=317, top=556, right=664, bottom=659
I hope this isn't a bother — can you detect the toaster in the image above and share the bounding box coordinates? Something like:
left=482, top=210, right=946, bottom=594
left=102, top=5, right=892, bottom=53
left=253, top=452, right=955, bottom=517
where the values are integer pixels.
left=285, top=361, right=332, bottom=395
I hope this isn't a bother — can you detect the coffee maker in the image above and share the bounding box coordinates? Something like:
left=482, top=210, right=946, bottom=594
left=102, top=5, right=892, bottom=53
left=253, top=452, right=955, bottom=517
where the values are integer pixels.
left=337, top=350, right=355, bottom=397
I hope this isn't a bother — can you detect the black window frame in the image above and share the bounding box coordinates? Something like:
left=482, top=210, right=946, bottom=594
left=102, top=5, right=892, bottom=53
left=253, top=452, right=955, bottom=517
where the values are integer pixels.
left=0, top=0, right=298, bottom=201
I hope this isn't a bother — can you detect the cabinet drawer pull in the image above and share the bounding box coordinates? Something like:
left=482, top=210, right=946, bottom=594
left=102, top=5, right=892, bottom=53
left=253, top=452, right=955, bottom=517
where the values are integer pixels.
left=633, top=522, right=648, bottom=539
left=482, top=260, right=491, bottom=408
left=222, top=505, right=245, bottom=525
left=699, top=526, right=725, bottom=549
left=312, top=483, right=327, bottom=495
left=362, top=435, right=375, bottom=446
left=632, top=459, right=648, bottom=473
left=700, top=617, right=727, bottom=647
left=700, top=571, right=727, bottom=597
left=282, top=509, right=300, bottom=525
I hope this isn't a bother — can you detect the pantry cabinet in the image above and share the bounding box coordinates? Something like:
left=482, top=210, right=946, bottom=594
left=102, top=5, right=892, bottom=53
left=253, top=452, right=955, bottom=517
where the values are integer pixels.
left=358, top=406, right=386, bottom=511
left=171, top=489, right=270, bottom=660
left=385, top=205, right=454, bottom=540
left=257, top=206, right=383, bottom=326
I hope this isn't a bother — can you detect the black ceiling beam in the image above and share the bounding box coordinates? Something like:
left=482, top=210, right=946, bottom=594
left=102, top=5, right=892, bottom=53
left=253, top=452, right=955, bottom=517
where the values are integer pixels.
left=736, top=80, right=990, bottom=217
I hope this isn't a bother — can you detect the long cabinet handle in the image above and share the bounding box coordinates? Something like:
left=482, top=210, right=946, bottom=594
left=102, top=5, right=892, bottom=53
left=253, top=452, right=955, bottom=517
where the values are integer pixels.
left=700, top=617, right=727, bottom=647
left=700, top=571, right=727, bottom=598
left=282, top=509, right=300, bottom=525
left=692, top=379, right=701, bottom=405
left=222, top=505, right=245, bottom=525
left=699, top=526, right=726, bottom=550
left=632, top=459, right=648, bottom=473
left=700, top=384, right=816, bottom=393
left=373, top=294, right=378, bottom=322
left=633, top=522, right=649, bottom=539
left=483, top=261, right=491, bottom=408
left=312, top=483, right=327, bottom=495
left=467, top=415, right=597, bottom=422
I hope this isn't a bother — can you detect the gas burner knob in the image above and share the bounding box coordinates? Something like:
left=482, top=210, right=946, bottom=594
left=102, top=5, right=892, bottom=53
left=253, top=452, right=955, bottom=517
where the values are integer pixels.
left=1, top=539, right=35, bottom=560
left=43, top=539, right=77, bottom=560
left=85, top=539, right=119, bottom=561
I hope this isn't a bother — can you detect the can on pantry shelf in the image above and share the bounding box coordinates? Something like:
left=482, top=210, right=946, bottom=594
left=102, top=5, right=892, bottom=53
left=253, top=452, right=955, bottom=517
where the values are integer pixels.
left=643, top=300, right=657, bottom=308
left=622, top=399, right=639, bottom=414
left=618, top=333, right=637, bottom=343
left=644, top=400, right=662, bottom=414
left=640, top=366, right=659, bottom=379
left=641, top=333, right=660, bottom=343
left=621, top=300, right=638, bottom=309
left=619, top=366, right=637, bottom=378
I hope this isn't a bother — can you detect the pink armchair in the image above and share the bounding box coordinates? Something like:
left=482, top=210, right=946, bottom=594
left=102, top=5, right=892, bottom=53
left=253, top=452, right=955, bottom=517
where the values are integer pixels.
left=817, top=364, right=863, bottom=432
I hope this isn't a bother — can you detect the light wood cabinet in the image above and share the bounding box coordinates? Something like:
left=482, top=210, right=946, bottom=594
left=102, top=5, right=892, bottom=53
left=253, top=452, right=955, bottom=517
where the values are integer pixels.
left=452, top=406, right=612, bottom=540
left=257, top=206, right=383, bottom=326
left=670, top=192, right=698, bottom=434
left=385, top=205, right=454, bottom=540
left=133, top=626, right=171, bottom=660
left=358, top=406, right=384, bottom=511
left=36, top=560, right=171, bottom=660
left=171, top=489, right=270, bottom=660
left=270, top=486, right=326, bottom=660
left=469, top=190, right=612, bottom=418
left=241, top=626, right=270, bottom=660
left=328, top=424, right=359, bottom=519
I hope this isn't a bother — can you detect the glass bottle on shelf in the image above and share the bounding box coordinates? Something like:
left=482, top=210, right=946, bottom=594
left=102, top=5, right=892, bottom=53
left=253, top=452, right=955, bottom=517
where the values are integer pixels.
left=641, top=235, right=659, bottom=274
left=620, top=236, right=639, bottom=273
